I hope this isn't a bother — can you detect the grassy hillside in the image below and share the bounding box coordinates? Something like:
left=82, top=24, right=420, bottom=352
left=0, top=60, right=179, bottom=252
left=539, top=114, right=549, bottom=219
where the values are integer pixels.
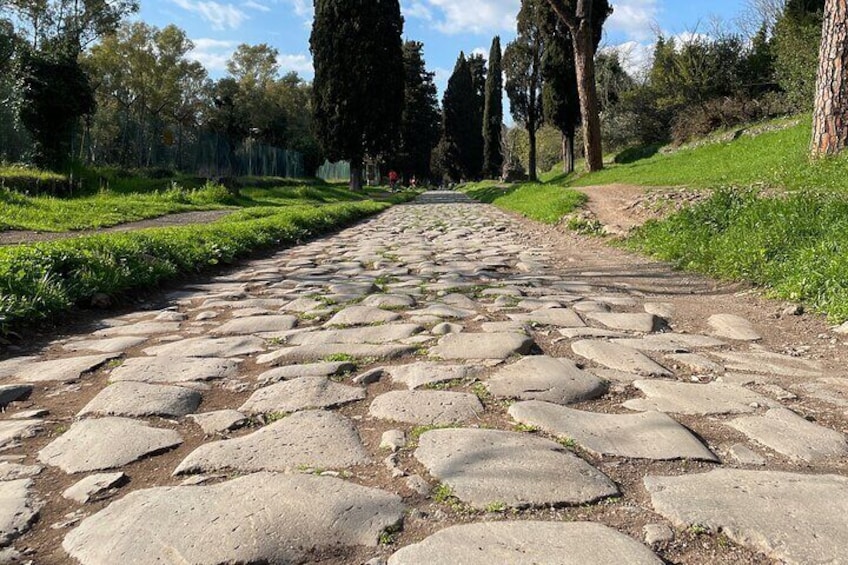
left=570, top=118, right=848, bottom=193
left=461, top=181, right=586, bottom=224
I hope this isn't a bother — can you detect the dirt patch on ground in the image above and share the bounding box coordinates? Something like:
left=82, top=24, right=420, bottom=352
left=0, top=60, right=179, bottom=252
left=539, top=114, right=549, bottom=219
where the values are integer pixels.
left=573, top=184, right=710, bottom=235
left=0, top=210, right=234, bottom=246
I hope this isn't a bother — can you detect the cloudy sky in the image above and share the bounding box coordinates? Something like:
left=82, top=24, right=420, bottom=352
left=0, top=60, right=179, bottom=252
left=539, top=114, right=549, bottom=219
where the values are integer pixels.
left=140, top=0, right=747, bottom=91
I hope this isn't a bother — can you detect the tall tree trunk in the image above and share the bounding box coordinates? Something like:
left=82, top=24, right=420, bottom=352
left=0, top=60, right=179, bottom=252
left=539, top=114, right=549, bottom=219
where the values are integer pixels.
left=349, top=157, right=363, bottom=192
left=572, top=22, right=604, bottom=172
left=563, top=130, right=575, bottom=174
left=528, top=121, right=538, bottom=182
left=812, top=0, right=848, bottom=157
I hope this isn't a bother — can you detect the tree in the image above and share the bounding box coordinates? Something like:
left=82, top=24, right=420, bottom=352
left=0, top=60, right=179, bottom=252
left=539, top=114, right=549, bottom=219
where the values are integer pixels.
left=546, top=0, right=613, bottom=171
left=467, top=53, right=487, bottom=177
left=398, top=41, right=441, bottom=181
left=311, top=0, right=405, bottom=191
left=811, top=0, right=848, bottom=157
left=440, top=53, right=481, bottom=181
left=774, top=0, right=826, bottom=109
left=504, top=0, right=545, bottom=181
left=482, top=36, right=504, bottom=178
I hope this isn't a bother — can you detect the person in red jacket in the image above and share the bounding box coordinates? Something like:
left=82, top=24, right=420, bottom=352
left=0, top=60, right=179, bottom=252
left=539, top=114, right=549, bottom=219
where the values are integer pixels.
left=388, top=170, right=399, bottom=190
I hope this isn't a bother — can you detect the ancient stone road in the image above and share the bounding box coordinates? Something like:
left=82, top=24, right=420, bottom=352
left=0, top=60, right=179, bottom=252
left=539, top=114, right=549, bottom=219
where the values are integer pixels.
left=1, top=191, right=848, bottom=564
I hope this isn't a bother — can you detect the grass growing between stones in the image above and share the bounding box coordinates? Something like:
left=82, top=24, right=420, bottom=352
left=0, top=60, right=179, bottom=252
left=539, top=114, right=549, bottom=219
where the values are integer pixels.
left=461, top=180, right=587, bottom=224
left=627, top=188, right=848, bottom=322
left=0, top=200, right=389, bottom=334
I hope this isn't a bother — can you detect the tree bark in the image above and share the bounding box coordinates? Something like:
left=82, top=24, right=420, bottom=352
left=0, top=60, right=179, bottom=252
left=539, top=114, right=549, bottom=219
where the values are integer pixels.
left=528, top=121, right=538, bottom=182
left=547, top=0, right=604, bottom=172
left=812, top=0, right=848, bottom=157
left=563, top=130, right=575, bottom=173
left=349, top=157, right=363, bottom=192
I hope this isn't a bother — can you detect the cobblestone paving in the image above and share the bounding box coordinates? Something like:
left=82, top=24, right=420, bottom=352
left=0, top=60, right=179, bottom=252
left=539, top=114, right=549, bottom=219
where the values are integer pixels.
left=1, top=191, right=847, bottom=564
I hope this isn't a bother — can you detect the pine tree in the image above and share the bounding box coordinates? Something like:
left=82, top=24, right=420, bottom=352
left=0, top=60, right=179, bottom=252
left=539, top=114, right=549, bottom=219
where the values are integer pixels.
left=505, top=0, right=546, bottom=182
left=398, top=41, right=441, bottom=181
left=440, top=53, right=480, bottom=181
left=812, top=0, right=848, bottom=156
left=467, top=53, right=487, bottom=178
left=482, top=36, right=504, bottom=178
left=310, top=0, right=405, bottom=191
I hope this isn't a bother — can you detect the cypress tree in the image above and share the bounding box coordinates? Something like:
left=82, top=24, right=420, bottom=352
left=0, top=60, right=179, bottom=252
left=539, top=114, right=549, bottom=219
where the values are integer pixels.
left=482, top=36, right=504, bottom=178
left=441, top=53, right=479, bottom=181
left=310, top=0, right=405, bottom=191
left=467, top=53, right=486, bottom=178
left=398, top=40, right=441, bottom=181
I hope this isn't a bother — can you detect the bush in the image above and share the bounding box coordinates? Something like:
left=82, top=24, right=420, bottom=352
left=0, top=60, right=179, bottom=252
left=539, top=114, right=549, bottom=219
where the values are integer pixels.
left=0, top=165, right=70, bottom=195
left=670, top=95, right=793, bottom=145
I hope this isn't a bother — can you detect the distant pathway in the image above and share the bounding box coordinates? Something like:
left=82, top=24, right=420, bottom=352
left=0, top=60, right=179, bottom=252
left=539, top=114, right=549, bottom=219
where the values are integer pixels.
left=0, top=210, right=233, bottom=245
left=1, top=191, right=846, bottom=563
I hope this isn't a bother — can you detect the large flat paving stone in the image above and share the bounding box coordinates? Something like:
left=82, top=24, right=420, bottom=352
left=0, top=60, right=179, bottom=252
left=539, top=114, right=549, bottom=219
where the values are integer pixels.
left=93, top=322, right=181, bottom=338
left=510, top=400, right=718, bottom=461
left=645, top=469, right=848, bottom=564
left=143, top=336, right=265, bottom=358
left=0, top=420, right=42, bottom=449
left=727, top=407, right=848, bottom=462
left=210, top=315, right=297, bottom=336
left=62, top=336, right=148, bottom=354
left=288, top=324, right=423, bottom=346
left=78, top=382, right=202, bottom=418
left=325, top=306, right=401, bottom=327
left=239, top=377, right=365, bottom=414
left=430, top=332, right=534, bottom=360
left=507, top=308, right=585, bottom=327
left=63, top=473, right=405, bottom=565
left=708, top=314, right=762, bottom=341
left=572, top=340, right=672, bottom=377
left=38, top=418, right=182, bottom=474
left=12, top=354, right=118, bottom=383
left=109, top=356, right=241, bottom=384
left=369, top=390, right=482, bottom=424
left=256, top=361, right=355, bottom=385
left=624, top=381, right=774, bottom=415
left=585, top=312, right=667, bottom=333
left=415, top=428, right=618, bottom=509
left=174, top=410, right=370, bottom=475
left=487, top=356, right=606, bottom=405
left=711, top=350, right=823, bottom=378
left=258, top=343, right=416, bottom=364
left=0, top=479, right=42, bottom=546
left=612, top=333, right=726, bottom=352
left=388, top=521, right=662, bottom=565
left=388, top=362, right=470, bottom=389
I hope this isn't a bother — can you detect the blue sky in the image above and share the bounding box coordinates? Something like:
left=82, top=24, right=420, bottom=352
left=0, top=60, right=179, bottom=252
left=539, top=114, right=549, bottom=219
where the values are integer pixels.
left=138, top=0, right=748, bottom=91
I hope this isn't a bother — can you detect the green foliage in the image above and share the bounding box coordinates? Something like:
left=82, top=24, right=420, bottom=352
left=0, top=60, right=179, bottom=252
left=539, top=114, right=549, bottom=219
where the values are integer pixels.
left=482, top=36, right=504, bottom=178
left=397, top=41, right=441, bottom=182
left=628, top=187, right=848, bottom=322
left=773, top=0, right=824, bottom=111
left=440, top=53, right=483, bottom=181
left=0, top=200, right=388, bottom=333
left=462, top=180, right=586, bottom=224
left=311, top=0, right=405, bottom=186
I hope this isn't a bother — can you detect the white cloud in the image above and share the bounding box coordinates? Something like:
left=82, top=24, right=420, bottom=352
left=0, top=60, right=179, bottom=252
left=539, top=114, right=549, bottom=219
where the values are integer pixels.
left=608, top=0, right=659, bottom=42
left=243, top=0, right=270, bottom=12
left=171, top=0, right=249, bottom=30
left=604, top=41, right=653, bottom=77
left=423, top=0, right=520, bottom=35
left=281, top=0, right=312, bottom=18
left=404, top=0, right=434, bottom=21
left=471, top=46, right=488, bottom=59
left=189, top=38, right=240, bottom=72
left=278, top=53, right=314, bottom=75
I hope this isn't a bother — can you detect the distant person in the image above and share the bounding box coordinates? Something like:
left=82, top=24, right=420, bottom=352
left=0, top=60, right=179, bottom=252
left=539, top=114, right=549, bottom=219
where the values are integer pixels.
left=388, top=170, right=399, bottom=191
left=409, top=176, right=417, bottom=189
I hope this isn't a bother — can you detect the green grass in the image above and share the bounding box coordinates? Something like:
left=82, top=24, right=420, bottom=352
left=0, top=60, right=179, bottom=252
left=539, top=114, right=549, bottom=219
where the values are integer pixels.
left=461, top=180, right=587, bottom=224
left=628, top=188, right=848, bottom=322
left=0, top=200, right=389, bottom=333
left=569, top=118, right=848, bottom=192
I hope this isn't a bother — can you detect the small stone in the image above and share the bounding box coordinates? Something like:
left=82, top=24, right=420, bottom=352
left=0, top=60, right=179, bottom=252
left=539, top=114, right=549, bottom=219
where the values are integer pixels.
left=431, top=323, right=463, bottom=335
left=62, top=472, right=126, bottom=503
left=187, top=410, right=247, bottom=435
left=0, top=384, right=32, bottom=408
left=707, top=314, right=762, bottom=341
left=643, top=524, right=674, bottom=546
left=405, top=474, right=430, bottom=496
left=352, top=367, right=385, bottom=385
left=380, top=430, right=406, bottom=452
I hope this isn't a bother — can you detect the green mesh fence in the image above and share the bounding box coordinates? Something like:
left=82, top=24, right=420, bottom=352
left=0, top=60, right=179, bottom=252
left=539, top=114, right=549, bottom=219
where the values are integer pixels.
left=316, top=160, right=351, bottom=182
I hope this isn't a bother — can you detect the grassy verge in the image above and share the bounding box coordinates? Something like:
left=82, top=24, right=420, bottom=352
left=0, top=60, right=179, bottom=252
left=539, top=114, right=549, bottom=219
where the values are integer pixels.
left=569, top=118, right=848, bottom=192
left=461, top=180, right=587, bottom=224
left=0, top=200, right=390, bottom=333
left=628, top=188, right=848, bottom=322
